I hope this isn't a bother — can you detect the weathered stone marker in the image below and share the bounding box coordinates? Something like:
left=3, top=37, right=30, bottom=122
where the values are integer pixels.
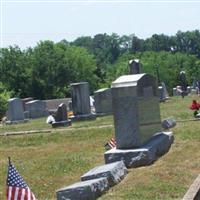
left=81, top=161, right=128, bottom=187
left=94, top=88, right=112, bottom=115
left=25, top=100, right=47, bottom=119
left=129, top=59, right=141, bottom=74
left=158, top=82, right=170, bottom=102
left=70, top=82, right=96, bottom=120
left=111, top=73, right=161, bottom=149
left=105, top=73, right=174, bottom=168
left=52, top=103, right=71, bottom=128
left=56, top=178, right=109, bottom=200
left=6, top=98, right=25, bottom=123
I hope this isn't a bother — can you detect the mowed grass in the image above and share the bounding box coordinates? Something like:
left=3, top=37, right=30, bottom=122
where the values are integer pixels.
left=0, top=95, right=200, bottom=199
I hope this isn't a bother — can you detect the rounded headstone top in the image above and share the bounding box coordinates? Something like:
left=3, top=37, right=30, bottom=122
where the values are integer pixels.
left=129, top=59, right=140, bottom=64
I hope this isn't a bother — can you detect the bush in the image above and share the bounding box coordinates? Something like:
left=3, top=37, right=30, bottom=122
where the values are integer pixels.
left=0, top=83, right=10, bottom=119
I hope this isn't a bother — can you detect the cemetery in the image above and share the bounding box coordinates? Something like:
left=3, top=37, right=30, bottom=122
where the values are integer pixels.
left=1, top=24, right=200, bottom=199
left=0, top=72, right=200, bottom=199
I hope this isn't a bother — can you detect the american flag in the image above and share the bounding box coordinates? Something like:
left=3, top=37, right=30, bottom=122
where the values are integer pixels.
left=105, top=137, right=116, bottom=150
left=6, top=158, right=37, bottom=200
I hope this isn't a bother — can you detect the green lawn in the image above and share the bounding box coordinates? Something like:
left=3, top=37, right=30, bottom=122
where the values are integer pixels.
left=0, top=95, right=200, bottom=199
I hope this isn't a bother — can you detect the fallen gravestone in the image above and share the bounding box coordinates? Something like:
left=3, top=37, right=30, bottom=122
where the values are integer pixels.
left=56, top=161, right=127, bottom=200
left=70, top=82, right=96, bottom=121
left=56, top=178, right=109, bottom=200
left=81, top=161, right=128, bottom=187
left=52, top=103, right=71, bottom=128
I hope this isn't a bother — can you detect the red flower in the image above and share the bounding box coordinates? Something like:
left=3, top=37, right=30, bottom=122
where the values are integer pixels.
left=190, top=100, right=200, bottom=110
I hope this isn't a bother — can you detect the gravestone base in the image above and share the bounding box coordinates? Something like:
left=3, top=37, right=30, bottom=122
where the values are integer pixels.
left=52, top=120, right=72, bottom=128
left=56, top=177, right=109, bottom=200
left=5, top=119, right=29, bottom=125
left=71, top=113, right=96, bottom=121
left=104, top=132, right=174, bottom=168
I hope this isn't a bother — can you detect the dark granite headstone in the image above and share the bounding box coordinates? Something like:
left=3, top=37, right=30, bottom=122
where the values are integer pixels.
left=179, top=71, right=188, bottom=92
left=129, top=59, right=141, bottom=74
left=52, top=103, right=71, bottom=128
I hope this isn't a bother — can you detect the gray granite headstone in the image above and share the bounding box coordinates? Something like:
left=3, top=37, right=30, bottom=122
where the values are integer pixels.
left=94, top=88, right=112, bottom=115
left=56, top=177, right=109, bottom=200
left=7, top=98, right=25, bottom=122
left=111, top=74, right=161, bottom=149
left=70, top=82, right=96, bottom=121
left=25, top=100, right=47, bottom=119
left=81, top=161, right=128, bottom=187
left=129, top=59, right=141, bottom=74
left=71, top=82, right=90, bottom=115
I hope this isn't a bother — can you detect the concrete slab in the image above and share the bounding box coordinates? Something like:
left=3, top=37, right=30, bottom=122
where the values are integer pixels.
left=81, top=161, right=128, bottom=187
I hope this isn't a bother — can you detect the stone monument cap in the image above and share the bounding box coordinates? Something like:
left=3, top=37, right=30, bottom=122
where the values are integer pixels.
left=111, top=73, right=146, bottom=88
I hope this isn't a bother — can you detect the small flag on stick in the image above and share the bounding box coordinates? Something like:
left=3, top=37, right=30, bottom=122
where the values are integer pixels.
left=6, top=157, right=37, bottom=200
left=105, top=137, right=116, bottom=150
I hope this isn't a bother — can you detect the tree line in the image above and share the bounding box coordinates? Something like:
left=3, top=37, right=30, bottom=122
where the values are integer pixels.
left=1, top=30, right=200, bottom=117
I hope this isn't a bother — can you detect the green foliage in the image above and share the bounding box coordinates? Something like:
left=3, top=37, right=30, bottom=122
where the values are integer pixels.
left=105, top=51, right=200, bottom=94
left=1, top=30, right=200, bottom=99
left=0, top=83, right=11, bottom=119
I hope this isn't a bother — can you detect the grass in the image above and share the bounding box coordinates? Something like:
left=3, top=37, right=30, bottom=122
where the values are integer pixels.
left=0, top=95, right=200, bottom=199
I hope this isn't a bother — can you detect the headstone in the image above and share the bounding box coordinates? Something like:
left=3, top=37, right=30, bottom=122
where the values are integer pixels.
left=25, top=100, right=47, bottom=119
left=43, top=98, right=71, bottom=114
left=111, top=73, right=161, bottom=149
left=173, top=87, right=179, bottom=96
left=129, top=59, right=141, bottom=74
left=6, top=98, right=25, bottom=123
left=179, top=71, right=188, bottom=92
left=158, top=82, right=170, bottom=102
left=94, top=88, right=112, bottom=115
left=70, top=82, right=96, bottom=121
left=52, top=103, right=71, bottom=128
left=21, top=97, right=33, bottom=111
left=56, top=178, right=109, bottom=200
left=81, top=161, right=128, bottom=187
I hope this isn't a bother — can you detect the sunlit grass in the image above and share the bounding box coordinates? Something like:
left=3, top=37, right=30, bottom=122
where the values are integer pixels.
left=0, top=95, right=200, bottom=199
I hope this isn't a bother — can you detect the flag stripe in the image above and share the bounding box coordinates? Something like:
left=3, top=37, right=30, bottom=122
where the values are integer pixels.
left=11, top=187, right=16, bottom=200
left=107, top=137, right=116, bottom=148
left=14, top=187, right=19, bottom=200
left=20, top=189, right=25, bottom=200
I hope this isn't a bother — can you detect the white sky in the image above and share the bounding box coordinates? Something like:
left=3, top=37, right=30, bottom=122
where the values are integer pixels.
left=1, top=1, right=200, bottom=49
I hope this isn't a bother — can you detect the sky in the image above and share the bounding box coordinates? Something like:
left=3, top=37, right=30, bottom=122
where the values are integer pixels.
left=1, top=0, right=200, bottom=49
